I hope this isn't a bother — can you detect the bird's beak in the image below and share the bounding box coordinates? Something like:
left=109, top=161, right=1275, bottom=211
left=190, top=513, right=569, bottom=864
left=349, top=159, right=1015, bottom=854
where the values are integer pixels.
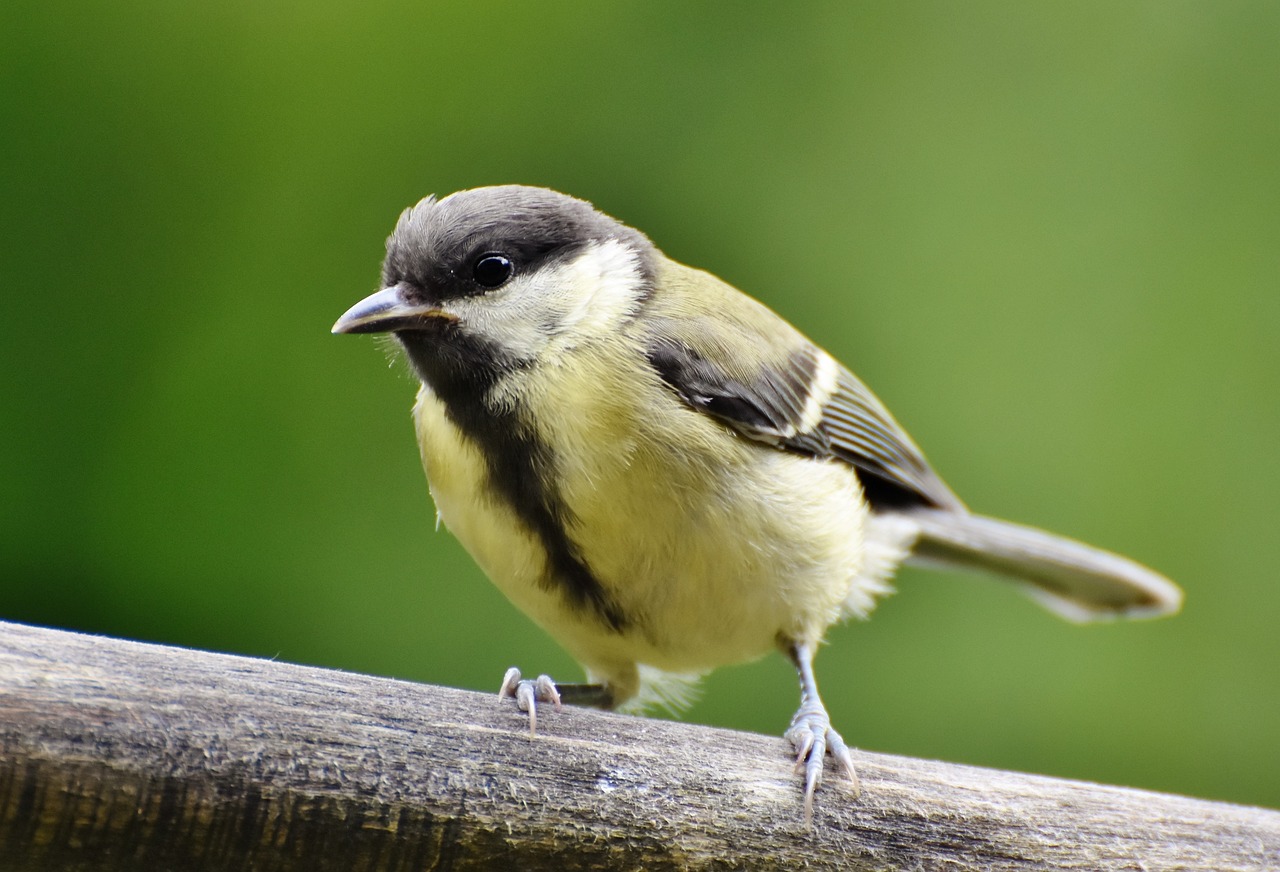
left=331, top=283, right=458, bottom=335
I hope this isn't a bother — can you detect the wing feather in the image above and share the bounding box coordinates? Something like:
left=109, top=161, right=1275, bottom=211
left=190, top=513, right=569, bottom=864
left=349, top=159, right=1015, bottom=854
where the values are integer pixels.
left=822, top=366, right=963, bottom=510
left=644, top=328, right=963, bottom=511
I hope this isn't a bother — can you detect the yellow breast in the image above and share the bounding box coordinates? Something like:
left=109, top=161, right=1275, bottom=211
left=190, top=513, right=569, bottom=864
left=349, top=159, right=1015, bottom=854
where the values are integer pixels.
left=412, top=339, right=870, bottom=698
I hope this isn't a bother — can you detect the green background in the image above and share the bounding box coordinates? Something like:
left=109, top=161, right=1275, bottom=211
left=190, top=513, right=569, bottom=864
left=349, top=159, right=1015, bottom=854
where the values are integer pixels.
left=3, top=2, right=1277, bottom=811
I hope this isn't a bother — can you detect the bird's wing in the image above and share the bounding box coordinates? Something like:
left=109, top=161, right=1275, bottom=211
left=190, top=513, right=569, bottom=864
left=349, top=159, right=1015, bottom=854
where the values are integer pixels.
left=644, top=330, right=964, bottom=512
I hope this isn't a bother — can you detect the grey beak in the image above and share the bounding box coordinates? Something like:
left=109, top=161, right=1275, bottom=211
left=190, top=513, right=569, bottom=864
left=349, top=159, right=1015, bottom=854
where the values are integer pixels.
left=332, top=283, right=456, bottom=335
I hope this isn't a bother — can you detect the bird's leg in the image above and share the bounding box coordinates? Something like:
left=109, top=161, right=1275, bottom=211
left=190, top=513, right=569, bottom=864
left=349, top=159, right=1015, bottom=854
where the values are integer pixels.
left=498, top=667, right=614, bottom=735
left=783, top=640, right=860, bottom=824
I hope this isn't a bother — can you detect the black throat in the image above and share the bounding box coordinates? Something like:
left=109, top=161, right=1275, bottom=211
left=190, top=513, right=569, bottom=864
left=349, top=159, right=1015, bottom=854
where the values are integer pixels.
left=399, top=331, right=629, bottom=633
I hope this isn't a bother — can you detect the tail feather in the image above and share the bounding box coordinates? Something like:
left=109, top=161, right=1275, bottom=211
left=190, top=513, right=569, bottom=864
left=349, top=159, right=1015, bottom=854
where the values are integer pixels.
left=900, top=509, right=1183, bottom=622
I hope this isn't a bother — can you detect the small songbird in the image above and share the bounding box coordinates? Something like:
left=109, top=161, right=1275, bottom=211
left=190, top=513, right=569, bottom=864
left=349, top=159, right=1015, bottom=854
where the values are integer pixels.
left=333, top=185, right=1182, bottom=821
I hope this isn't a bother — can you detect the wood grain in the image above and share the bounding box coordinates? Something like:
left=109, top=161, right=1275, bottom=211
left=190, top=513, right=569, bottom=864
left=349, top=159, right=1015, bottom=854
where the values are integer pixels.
left=0, top=620, right=1275, bottom=871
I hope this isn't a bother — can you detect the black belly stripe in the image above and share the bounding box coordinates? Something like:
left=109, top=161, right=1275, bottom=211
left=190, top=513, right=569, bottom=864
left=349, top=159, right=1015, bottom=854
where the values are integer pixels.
left=472, top=411, right=629, bottom=633
left=403, top=335, right=628, bottom=633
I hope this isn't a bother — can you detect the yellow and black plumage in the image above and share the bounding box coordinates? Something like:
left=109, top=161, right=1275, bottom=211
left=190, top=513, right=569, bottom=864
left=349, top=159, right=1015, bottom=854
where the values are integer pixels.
left=333, top=185, right=1181, bottom=821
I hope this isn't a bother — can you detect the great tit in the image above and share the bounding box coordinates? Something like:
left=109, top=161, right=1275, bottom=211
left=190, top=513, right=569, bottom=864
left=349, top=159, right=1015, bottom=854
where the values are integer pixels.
left=333, top=185, right=1182, bottom=820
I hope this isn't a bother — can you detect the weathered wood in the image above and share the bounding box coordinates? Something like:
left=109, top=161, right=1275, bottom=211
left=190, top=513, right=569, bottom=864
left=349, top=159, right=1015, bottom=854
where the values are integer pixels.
left=0, top=620, right=1274, bottom=871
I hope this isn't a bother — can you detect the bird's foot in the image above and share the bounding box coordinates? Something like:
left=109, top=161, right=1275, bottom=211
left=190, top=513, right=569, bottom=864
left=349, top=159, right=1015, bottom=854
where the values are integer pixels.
left=498, top=667, right=562, bottom=735
left=785, top=699, right=860, bottom=825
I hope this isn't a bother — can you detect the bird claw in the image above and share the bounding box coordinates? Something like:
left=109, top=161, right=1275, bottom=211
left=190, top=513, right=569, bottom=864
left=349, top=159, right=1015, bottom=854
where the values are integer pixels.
left=785, top=703, right=860, bottom=825
left=498, top=667, right=561, bottom=735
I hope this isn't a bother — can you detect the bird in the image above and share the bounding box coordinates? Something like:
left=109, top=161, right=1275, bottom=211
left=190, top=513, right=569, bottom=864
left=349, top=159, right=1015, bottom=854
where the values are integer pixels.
left=332, top=185, right=1182, bottom=822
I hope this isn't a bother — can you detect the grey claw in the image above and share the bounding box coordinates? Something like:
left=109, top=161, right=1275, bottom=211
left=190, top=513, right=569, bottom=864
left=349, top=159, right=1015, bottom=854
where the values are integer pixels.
left=791, top=729, right=816, bottom=768
left=785, top=705, right=861, bottom=826
left=498, top=667, right=561, bottom=735
left=498, top=666, right=523, bottom=699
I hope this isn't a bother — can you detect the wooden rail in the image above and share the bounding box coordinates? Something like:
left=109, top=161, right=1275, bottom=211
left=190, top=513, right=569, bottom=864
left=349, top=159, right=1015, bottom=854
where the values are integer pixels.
left=0, top=620, right=1275, bottom=870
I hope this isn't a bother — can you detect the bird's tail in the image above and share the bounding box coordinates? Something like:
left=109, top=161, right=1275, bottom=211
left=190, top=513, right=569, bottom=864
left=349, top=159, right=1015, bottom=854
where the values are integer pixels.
left=900, top=508, right=1183, bottom=622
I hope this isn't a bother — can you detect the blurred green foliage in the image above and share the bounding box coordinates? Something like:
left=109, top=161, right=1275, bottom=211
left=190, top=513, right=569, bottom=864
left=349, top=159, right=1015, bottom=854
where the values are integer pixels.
left=2, top=1, right=1277, bottom=810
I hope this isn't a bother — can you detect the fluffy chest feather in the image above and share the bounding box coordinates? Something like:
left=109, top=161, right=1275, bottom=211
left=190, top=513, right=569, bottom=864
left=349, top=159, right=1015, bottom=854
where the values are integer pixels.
left=412, top=338, right=870, bottom=681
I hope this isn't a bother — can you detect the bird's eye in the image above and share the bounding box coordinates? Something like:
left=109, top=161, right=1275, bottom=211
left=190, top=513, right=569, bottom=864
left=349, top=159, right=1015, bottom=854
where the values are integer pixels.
left=472, top=254, right=514, bottom=289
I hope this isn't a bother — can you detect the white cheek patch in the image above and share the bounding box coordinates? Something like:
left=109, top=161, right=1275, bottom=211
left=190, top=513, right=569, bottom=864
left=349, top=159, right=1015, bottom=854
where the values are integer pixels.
left=551, top=239, right=646, bottom=343
left=446, top=240, right=645, bottom=361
